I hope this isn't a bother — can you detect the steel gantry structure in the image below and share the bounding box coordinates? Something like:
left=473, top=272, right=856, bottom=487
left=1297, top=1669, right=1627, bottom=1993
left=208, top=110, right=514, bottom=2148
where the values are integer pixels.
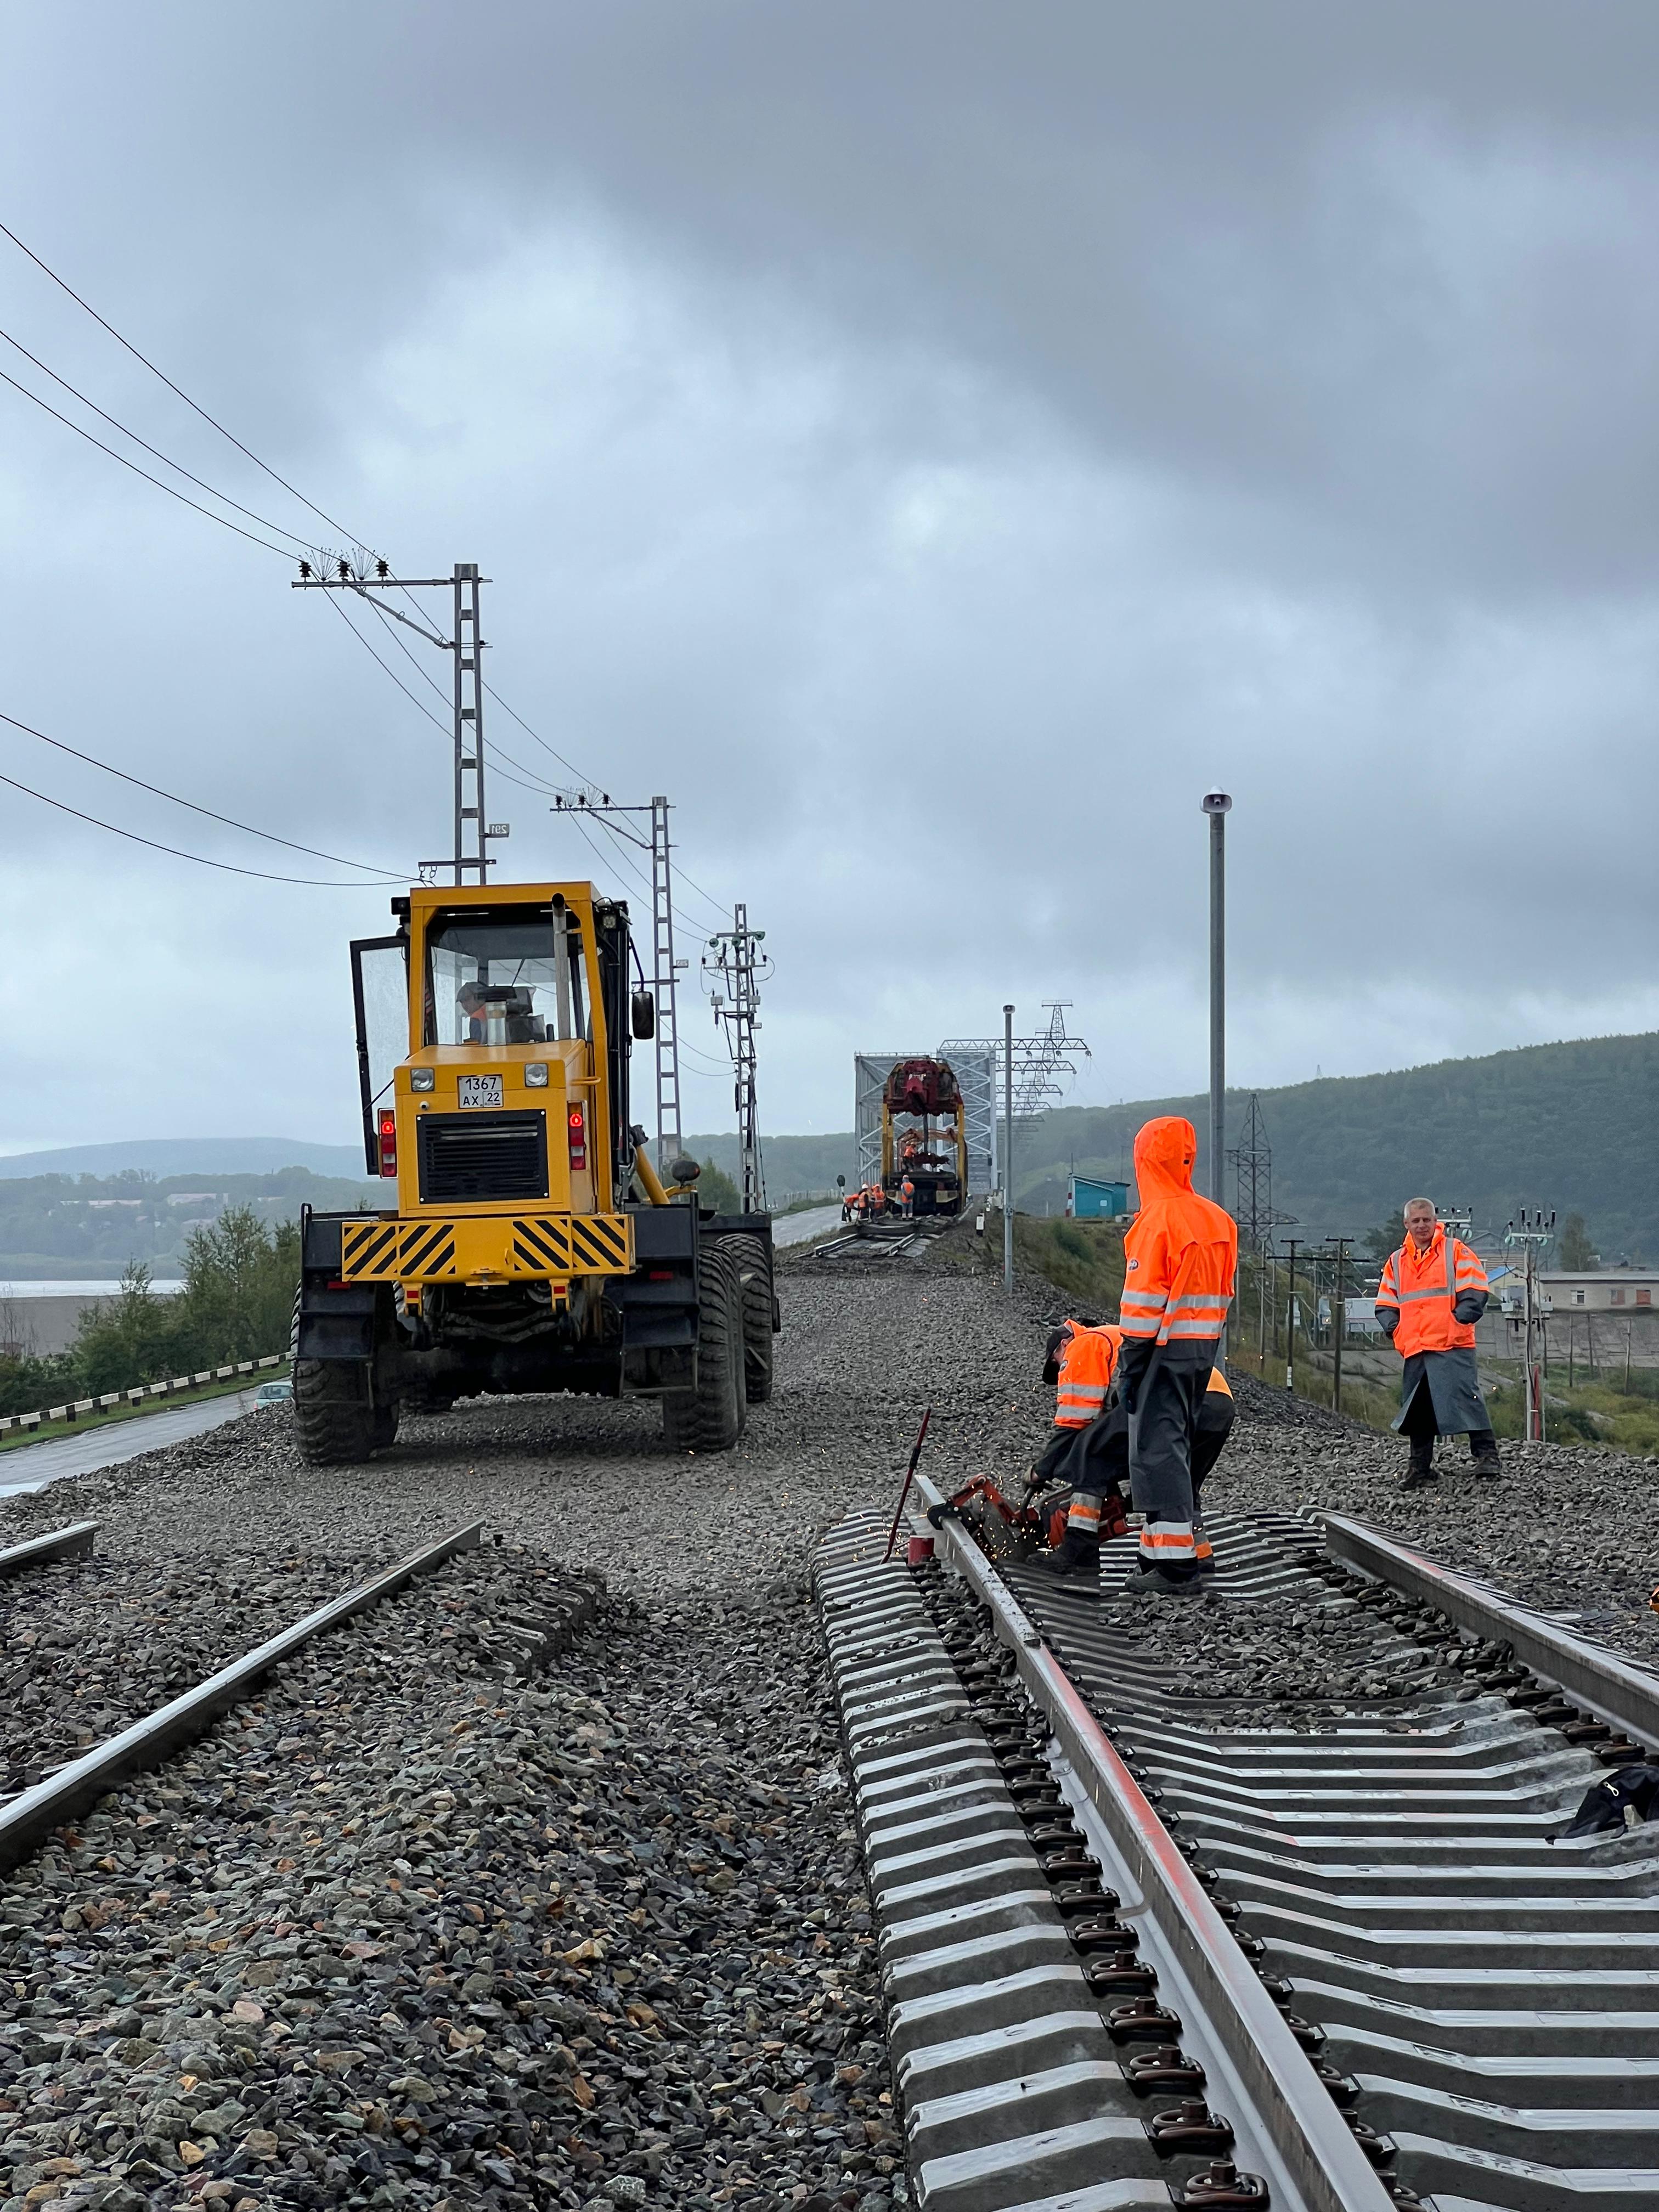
left=939, top=1002, right=1092, bottom=1123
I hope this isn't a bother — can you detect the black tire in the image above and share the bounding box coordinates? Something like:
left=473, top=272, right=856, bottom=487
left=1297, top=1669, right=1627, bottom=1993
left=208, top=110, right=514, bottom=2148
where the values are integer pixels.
left=372, top=1402, right=399, bottom=1450
left=294, top=1352, right=379, bottom=1464
left=727, top=1232, right=776, bottom=1405
left=291, top=1286, right=384, bottom=1465
left=662, top=1241, right=744, bottom=1452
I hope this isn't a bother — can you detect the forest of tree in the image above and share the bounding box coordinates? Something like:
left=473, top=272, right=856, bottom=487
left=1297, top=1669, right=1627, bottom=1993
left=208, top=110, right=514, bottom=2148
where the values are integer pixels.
left=0, top=1205, right=298, bottom=1414
left=1003, top=1032, right=1659, bottom=1259
left=693, top=1030, right=1659, bottom=1261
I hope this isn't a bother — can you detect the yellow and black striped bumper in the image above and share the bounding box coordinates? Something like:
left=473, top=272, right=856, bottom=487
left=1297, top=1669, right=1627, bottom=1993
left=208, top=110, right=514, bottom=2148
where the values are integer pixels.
left=339, top=1211, right=635, bottom=1285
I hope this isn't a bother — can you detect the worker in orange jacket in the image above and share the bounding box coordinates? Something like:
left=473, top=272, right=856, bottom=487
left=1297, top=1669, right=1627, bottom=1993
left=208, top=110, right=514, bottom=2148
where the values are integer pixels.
left=1031, top=1318, right=1128, bottom=1576
left=1375, top=1198, right=1499, bottom=1487
left=1118, top=1116, right=1237, bottom=1599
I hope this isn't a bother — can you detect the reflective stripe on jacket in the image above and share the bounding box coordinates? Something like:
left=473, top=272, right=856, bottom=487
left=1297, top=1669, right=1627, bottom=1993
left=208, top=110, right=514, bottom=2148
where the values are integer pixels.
left=1120, top=1116, right=1238, bottom=1345
left=1376, top=1227, right=1488, bottom=1356
left=1054, top=1322, right=1122, bottom=1427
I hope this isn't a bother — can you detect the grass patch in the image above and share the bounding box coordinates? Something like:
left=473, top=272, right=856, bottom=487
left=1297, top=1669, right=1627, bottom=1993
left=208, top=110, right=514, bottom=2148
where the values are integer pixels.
left=0, top=1372, right=258, bottom=1454
left=1012, top=1215, right=1127, bottom=1315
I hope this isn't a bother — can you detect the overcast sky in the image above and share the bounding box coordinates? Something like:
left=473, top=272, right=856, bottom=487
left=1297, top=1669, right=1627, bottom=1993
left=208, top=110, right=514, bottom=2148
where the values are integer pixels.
left=2, top=1, right=1658, bottom=1153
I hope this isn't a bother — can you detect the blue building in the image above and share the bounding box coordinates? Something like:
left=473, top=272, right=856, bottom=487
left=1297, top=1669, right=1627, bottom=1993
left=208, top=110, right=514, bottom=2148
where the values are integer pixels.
left=1068, top=1176, right=1130, bottom=1220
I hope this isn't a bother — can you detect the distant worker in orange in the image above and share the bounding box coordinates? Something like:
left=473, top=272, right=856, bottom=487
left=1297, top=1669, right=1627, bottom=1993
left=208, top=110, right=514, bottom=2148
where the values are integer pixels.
left=1375, top=1198, right=1499, bottom=1488
left=900, top=1175, right=916, bottom=1219
left=1118, top=1116, right=1238, bottom=1599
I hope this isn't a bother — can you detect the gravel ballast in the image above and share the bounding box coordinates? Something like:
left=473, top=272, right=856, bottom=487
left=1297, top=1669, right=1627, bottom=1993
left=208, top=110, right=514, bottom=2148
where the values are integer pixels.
left=3, top=1227, right=1658, bottom=2212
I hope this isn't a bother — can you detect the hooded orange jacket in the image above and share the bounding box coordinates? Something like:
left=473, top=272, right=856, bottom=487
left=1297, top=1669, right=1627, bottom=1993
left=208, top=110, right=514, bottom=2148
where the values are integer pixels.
left=1121, top=1116, right=1238, bottom=1347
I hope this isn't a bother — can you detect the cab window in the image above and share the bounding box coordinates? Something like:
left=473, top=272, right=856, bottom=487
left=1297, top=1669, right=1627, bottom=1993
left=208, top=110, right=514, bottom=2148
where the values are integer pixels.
left=424, top=910, right=589, bottom=1047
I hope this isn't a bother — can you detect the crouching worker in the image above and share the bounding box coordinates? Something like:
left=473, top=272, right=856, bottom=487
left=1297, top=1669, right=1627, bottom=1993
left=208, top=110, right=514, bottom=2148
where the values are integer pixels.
left=1119, top=1116, right=1238, bottom=1600
left=1032, top=1317, right=1127, bottom=1578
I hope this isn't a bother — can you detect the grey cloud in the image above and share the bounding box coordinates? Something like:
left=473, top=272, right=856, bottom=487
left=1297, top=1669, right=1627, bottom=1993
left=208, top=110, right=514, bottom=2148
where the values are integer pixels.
left=1, top=2, right=1658, bottom=1146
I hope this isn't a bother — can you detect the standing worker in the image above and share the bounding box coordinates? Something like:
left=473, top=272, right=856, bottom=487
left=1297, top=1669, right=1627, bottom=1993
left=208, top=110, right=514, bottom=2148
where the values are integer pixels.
left=900, top=1174, right=916, bottom=1219
left=1118, top=1116, right=1238, bottom=1599
left=1376, top=1198, right=1500, bottom=1487
left=1032, top=1318, right=1127, bottom=1576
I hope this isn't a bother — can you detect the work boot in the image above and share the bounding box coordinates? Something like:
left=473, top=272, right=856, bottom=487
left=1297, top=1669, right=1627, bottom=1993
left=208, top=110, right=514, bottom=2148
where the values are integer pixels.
left=1401, top=1437, right=1437, bottom=1491
left=1469, top=1430, right=1502, bottom=1479
left=1119, top=1565, right=1204, bottom=1601
left=1035, top=1527, right=1099, bottom=1578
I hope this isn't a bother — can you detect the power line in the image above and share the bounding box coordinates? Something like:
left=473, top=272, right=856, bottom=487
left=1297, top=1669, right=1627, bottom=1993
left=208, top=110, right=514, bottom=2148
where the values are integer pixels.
left=325, top=592, right=451, bottom=736
left=0, top=221, right=746, bottom=923
left=0, top=323, right=313, bottom=551
left=0, top=364, right=296, bottom=559
left=483, top=682, right=597, bottom=787
left=0, top=708, right=408, bottom=877
left=354, top=599, right=569, bottom=799
left=0, top=759, right=399, bottom=886
left=0, top=217, right=364, bottom=548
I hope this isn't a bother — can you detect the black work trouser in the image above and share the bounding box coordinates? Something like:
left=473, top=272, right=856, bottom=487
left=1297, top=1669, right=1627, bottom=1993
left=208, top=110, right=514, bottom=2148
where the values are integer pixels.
left=1124, top=1341, right=1218, bottom=1579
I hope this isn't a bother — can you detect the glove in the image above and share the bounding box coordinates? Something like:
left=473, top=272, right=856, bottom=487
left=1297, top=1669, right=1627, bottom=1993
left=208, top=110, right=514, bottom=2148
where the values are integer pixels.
left=1453, top=1291, right=1487, bottom=1324
left=1376, top=1307, right=1399, bottom=1338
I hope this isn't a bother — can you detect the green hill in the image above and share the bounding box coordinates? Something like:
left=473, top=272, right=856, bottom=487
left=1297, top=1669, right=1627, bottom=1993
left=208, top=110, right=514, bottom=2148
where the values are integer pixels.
left=1003, top=1033, right=1659, bottom=1261
left=692, top=1030, right=1659, bottom=1260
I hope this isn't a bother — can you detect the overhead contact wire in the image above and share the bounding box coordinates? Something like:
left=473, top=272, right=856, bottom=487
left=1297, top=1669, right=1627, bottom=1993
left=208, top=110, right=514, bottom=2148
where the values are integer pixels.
left=0, top=708, right=409, bottom=877
left=0, top=764, right=401, bottom=886
left=0, top=366, right=295, bottom=559
left=0, top=324, right=314, bottom=552
left=0, top=217, right=364, bottom=547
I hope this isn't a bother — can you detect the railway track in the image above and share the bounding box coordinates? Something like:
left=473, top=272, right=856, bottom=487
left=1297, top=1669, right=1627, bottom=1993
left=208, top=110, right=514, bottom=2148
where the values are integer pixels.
left=815, top=1488, right=1659, bottom=2211
left=0, top=1518, right=483, bottom=1875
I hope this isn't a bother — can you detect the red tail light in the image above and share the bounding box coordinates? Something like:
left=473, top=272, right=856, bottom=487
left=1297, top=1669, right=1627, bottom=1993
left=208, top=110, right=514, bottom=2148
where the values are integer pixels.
left=567, top=1104, right=587, bottom=1173
left=377, top=1107, right=397, bottom=1178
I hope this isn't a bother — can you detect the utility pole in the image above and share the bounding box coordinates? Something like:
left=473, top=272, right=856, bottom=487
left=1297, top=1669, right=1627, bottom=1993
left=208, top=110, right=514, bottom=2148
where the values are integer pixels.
left=1324, top=1235, right=1352, bottom=1417
left=649, top=797, right=683, bottom=1161
left=1201, top=792, right=1231, bottom=1203
left=1003, top=1003, right=1015, bottom=1295
left=1257, top=1242, right=1269, bottom=1370
left=704, top=904, right=772, bottom=1215
left=548, top=791, right=687, bottom=1160
left=294, top=556, right=499, bottom=885
left=1283, top=1237, right=1302, bottom=1395
left=1504, top=1207, right=1555, bottom=1446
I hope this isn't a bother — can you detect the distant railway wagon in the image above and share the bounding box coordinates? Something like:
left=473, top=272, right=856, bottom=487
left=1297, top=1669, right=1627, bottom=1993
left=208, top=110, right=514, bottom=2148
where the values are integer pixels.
left=880, top=1057, right=968, bottom=1218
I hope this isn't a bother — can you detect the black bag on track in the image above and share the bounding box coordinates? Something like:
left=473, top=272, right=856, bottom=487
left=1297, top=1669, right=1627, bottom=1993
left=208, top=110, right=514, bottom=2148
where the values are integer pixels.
left=1553, top=1764, right=1659, bottom=1841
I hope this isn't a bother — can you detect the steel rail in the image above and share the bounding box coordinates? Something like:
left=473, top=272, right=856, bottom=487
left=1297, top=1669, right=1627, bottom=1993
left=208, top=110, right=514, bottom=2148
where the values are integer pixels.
left=0, top=1520, right=97, bottom=1577
left=1322, top=1510, right=1659, bottom=1754
left=916, top=1473, right=1396, bottom=2212
left=0, top=1520, right=482, bottom=1874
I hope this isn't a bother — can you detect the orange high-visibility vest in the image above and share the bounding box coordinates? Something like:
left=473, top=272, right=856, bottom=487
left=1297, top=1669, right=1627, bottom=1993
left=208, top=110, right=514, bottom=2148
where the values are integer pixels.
left=1376, top=1228, right=1488, bottom=1356
left=1054, top=1322, right=1123, bottom=1427
left=1120, top=1118, right=1238, bottom=1346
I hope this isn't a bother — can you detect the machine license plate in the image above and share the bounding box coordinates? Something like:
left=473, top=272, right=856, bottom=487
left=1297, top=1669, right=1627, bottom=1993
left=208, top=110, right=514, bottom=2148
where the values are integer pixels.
left=458, top=1074, right=504, bottom=1110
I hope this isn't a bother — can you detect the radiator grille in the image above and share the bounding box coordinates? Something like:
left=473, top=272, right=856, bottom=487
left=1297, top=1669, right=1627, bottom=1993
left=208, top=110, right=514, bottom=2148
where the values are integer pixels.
left=417, top=1111, right=549, bottom=1204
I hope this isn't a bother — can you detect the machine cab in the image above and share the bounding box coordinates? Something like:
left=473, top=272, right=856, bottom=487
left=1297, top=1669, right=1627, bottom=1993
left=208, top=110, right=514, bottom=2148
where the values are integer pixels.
left=352, top=883, right=632, bottom=1217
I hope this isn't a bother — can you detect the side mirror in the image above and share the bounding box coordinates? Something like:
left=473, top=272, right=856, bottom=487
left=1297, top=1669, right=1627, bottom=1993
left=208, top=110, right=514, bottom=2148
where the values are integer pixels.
left=631, top=989, right=656, bottom=1041
left=669, top=1156, right=701, bottom=1186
